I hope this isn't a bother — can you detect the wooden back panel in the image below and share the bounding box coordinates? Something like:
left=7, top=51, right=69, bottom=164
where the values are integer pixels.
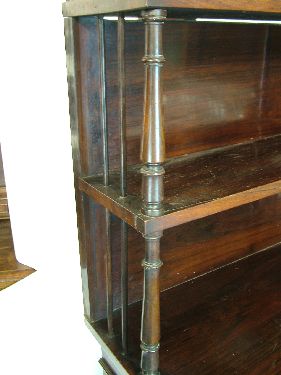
left=105, top=22, right=281, bottom=167
left=74, top=18, right=281, bottom=318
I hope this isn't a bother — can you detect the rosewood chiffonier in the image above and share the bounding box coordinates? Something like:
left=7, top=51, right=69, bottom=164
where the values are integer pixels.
left=63, top=1, right=281, bottom=374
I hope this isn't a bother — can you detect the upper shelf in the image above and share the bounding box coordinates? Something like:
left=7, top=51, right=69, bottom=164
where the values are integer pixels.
left=63, top=0, right=281, bottom=17
left=79, top=135, right=281, bottom=235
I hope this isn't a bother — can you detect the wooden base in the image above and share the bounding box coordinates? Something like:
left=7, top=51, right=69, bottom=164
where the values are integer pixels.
left=90, top=243, right=281, bottom=374
left=0, top=220, right=35, bottom=290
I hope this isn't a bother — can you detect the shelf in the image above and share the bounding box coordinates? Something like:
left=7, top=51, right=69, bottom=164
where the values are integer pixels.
left=88, top=242, right=281, bottom=375
left=79, top=135, right=281, bottom=234
left=63, top=0, right=281, bottom=17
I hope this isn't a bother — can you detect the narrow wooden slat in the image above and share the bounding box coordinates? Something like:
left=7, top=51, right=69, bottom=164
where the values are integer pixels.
left=98, top=16, right=114, bottom=335
left=118, top=13, right=129, bottom=354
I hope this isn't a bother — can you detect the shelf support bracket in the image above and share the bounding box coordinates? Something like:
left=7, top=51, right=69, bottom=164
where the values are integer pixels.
left=140, top=8, right=166, bottom=375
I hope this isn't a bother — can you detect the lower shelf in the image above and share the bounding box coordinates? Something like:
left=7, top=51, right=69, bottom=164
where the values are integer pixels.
left=90, top=243, right=281, bottom=375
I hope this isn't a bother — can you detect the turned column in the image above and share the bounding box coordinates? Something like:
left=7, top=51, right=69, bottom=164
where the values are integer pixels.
left=141, top=231, right=163, bottom=374
left=140, top=9, right=166, bottom=375
left=140, top=9, right=166, bottom=217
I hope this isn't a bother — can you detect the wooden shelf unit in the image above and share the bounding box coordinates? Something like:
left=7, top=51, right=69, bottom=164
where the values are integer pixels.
left=63, top=2, right=281, bottom=374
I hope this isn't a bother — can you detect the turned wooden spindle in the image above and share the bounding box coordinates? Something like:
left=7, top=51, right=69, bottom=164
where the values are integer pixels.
left=140, top=8, right=167, bottom=375
left=141, top=231, right=163, bottom=374
left=140, top=9, right=167, bottom=217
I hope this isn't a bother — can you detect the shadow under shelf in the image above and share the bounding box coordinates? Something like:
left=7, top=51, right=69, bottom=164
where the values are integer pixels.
left=88, top=242, right=281, bottom=375
left=79, top=134, right=281, bottom=235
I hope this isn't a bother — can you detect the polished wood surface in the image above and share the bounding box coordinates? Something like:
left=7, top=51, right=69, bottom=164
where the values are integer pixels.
left=93, top=243, right=281, bottom=375
left=108, top=23, right=281, bottom=166
left=74, top=20, right=281, bottom=174
left=0, top=220, right=34, bottom=290
left=0, top=145, right=34, bottom=290
left=65, top=17, right=110, bottom=322
left=70, top=16, right=281, bottom=319
left=63, top=0, right=281, bottom=17
left=80, top=135, right=281, bottom=234
left=64, top=11, right=281, bottom=375
left=125, top=195, right=281, bottom=306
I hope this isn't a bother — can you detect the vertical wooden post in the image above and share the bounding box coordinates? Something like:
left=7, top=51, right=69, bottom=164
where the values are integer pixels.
left=141, top=231, right=163, bottom=374
left=141, top=9, right=167, bottom=217
left=140, top=8, right=166, bottom=375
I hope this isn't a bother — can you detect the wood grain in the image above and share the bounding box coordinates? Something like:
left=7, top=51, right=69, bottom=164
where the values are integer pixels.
left=106, top=23, right=281, bottom=168
left=63, top=0, right=281, bottom=17
left=80, top=135, right=281, bottom=233
left=94, top=243, right=281, bottom=375
left=65, top=16, right=281, bottom=372
left=126, top=195, right=281, bottom=305
left=0, top=220, right=34, bottom=290
left=0, top=186, right=9, bottom=220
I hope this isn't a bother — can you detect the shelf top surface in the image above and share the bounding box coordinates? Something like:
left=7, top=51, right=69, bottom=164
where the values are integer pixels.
left=63, top=0, right=281, bottom=17
left=80, top=135, right=281, bottom=234
left=92, top=243, right=281, bottom=375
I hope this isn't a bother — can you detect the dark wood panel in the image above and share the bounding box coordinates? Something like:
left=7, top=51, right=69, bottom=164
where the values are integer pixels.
left=66, top=17, right=108, bottom=321
left=66, top=17, right=124, bottom=321
left=125, top=194, right=281, bottom=305
left=76, top=16, right=104, bottom=176
left=94, top=242, right=281, bottom=375
left=104, top=23, right=281, bottom=168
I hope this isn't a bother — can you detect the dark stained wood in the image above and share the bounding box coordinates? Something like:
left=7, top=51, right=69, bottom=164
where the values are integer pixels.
left=125, top=195, right=281, bottom=305
left=103, top=194, right=281, bottom=309
left=80, top=135, right=281, bottom=234
left=108, top=23, right=281, bottom=167
left=93, top=243, right=281, bottom=375
left=65, top=16, right=124, bottom=322
left=64, top=9, right=281, bottom=375
left=63, top=0, right=281, bottom=17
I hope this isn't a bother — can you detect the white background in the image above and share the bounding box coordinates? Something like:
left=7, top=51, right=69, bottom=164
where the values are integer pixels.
left=0, top=1, right=102, bottom=374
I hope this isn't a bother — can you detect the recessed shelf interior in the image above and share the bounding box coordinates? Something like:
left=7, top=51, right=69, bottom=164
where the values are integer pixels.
left=92, top=243, right=281, bottom=375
